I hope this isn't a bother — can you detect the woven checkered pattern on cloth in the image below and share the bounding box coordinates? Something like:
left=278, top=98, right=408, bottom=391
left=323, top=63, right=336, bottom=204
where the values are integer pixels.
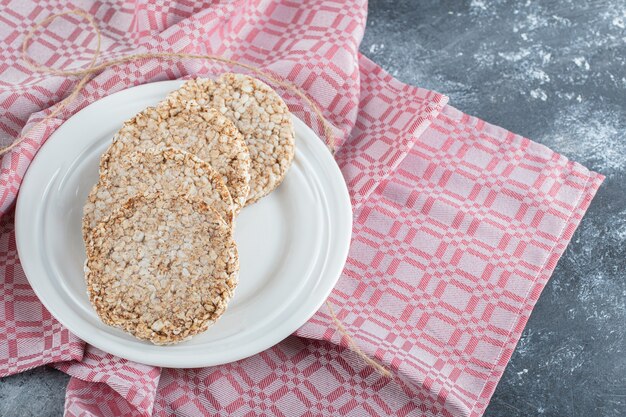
left=0, top=1, right=603, bottom=416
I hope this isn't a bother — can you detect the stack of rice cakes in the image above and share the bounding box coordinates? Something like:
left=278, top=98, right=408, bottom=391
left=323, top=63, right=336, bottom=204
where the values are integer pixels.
left=83, top=73, right=296, bottom=344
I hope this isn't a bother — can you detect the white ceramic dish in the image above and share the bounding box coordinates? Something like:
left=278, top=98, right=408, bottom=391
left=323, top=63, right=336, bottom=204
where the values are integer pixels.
left=15, top=80, right=352, bottom=368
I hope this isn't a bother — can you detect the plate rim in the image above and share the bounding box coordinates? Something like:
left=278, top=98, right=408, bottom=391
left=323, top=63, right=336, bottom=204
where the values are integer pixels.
left=15, top=80, right=352, bottom=368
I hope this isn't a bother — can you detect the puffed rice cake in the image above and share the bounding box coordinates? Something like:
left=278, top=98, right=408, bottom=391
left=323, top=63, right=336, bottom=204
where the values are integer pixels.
left=165, top=73, right=296, bottom=205
left=102, top=103, right=251, bottom=214
left=82, top=146, right=234, bottom=241
left=85, top=193, right=239, bottom=344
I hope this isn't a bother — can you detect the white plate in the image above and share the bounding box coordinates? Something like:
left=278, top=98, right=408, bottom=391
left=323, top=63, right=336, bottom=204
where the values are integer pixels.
left=15, top=80, right=352, bottom=368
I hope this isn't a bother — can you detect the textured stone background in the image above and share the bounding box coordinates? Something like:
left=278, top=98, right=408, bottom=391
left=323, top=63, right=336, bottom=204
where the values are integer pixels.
left=1, top=1, right=625, bottom=416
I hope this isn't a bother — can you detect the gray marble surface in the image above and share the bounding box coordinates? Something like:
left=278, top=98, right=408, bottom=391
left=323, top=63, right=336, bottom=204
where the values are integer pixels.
left=1, top=1, right=625, bottom=416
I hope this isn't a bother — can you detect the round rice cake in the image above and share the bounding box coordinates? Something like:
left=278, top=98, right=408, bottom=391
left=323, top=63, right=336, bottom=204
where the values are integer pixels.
left=104, top=103, right=250, bottom=213
left=85, top=193, right=239, bottom=344
left=167, top=74, right=296, bottom=205
left=83, top=147, right=234, bottom=240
